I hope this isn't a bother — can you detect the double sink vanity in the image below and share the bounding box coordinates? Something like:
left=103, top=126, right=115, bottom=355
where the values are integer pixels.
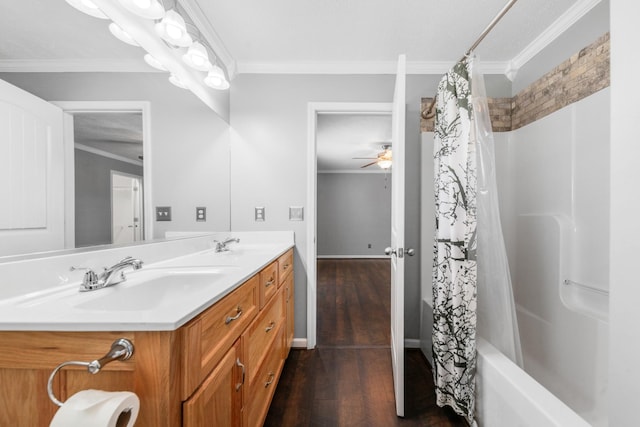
left=0, top=231, right=295, bottom=427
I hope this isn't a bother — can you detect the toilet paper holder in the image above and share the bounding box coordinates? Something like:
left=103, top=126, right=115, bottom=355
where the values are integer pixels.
left=47, top=338, right=134, bottom=407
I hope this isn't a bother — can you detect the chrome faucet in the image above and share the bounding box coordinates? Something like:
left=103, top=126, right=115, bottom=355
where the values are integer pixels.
left=214, top=237, right=240, bottom=253
left=72, top=256, right=143, bottom=292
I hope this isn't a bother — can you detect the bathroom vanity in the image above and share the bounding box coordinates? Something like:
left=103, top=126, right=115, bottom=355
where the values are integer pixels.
left=0, top=232, right=295, bottom=427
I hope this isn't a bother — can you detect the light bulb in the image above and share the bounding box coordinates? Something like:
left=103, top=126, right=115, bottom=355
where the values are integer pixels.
left=143, top=54, right=167, bottom=71
left=169, top=74, right=188, bottom=89
left=133, top=0, right=151, bottom=8
left=81, top=0, right=98, bottom=9
left=165, top=22, right=183, bottom=40
left=109, top=23, right=140, bottom=47
left=183, top=42, right=212, bottom=71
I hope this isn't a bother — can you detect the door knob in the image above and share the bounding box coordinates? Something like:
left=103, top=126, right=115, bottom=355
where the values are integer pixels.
left=384, top=247, right=395, bottom=256
left=404, top=248, right=415, bottom=256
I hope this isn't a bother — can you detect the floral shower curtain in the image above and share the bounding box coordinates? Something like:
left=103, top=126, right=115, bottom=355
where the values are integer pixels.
left=432, top=57, right=522, bottom=424
left=432, top=58, right=477, bottom=423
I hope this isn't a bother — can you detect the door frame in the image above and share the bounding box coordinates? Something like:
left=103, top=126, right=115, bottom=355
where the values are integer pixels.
left=52, top=101, right=153, bottom=244
left=306, top=101, right=393, bottom=349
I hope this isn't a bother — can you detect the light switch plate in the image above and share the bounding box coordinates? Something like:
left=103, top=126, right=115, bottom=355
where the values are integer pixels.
left=156, top=206, right=171, bottom=221
left=289, top=206, right=304, bottom=221
left=255, top=207, right=265, bottom=222
left=196, top=207, right=206, bottom=222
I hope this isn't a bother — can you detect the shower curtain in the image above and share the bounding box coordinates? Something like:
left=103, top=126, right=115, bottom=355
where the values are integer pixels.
left=432, top=57, right=521, bottom=424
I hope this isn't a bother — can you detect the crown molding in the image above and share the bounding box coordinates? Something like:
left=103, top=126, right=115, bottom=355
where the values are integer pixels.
left=318, top=169, right=390, bottom=174
left=179, top=0, right=238, bottom=80
left=0, top=59, right=158, bottom=73
left=509, top=0, right=602, bottom=71
left=239, top=60, right=512, bottom=75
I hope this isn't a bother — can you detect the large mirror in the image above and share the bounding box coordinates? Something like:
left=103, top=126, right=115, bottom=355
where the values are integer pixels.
left=0, top=0, right=231, bottom=259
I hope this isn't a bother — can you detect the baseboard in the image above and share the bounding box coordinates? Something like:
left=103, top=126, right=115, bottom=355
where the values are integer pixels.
left=405, top=338, right=421, bottom=349
left=292, top=338, right=308, bottom=349
left=316, top=255, right=390, bottom=259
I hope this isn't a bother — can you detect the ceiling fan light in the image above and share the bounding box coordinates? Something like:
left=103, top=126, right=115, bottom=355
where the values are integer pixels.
left=155, top=10, right=192, bottom=47
left=377, top=159, right=392, bottom=169
left=64, top=0, right=109, bottom=19
left=204, top=66, right=230, bottom=90
left=169, top=74, right=188, bottom=89
left=143, top=53, right=167, bottom=71
left=119, top=0, right=166, bottom=19
left=183, top=42, right=212, bottom=71
left=108, top=23, right=140, bottom=47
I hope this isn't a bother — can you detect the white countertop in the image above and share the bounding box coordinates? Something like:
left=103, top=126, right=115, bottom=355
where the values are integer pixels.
left=0, top=232, right=294, bottom=331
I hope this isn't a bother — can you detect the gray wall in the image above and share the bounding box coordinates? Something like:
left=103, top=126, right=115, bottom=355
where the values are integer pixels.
left=0, top=72, right=231, bottom=238
left=317, top=173, right=391, bottom=257
left=512, top=0, right=610, bottom=94
left=74, top=149, right=143, bottom=247
left=229, top=72, right=451, bottom=340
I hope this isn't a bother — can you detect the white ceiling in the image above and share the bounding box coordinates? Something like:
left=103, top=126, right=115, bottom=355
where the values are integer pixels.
left=317, top=114, right=392, bottom=172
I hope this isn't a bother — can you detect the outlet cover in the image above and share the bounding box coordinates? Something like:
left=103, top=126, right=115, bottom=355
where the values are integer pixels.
left=255, top=207, right=265, bottom=222
left=156, top=206, right=172, bottom=221
left=289, top=206, right=304, bottom=221
left=196, top=207, right=206, bottom=222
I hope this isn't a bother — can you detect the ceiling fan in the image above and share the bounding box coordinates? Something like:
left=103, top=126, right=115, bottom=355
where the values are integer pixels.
left=353, top=144, right=392, bottom=169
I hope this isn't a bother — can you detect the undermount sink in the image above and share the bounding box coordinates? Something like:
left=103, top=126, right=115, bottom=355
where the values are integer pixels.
left=75, top=267, right=238, bottom=312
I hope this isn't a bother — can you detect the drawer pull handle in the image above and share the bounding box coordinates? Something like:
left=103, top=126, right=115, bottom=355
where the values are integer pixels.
left=265, top=372, right=275, bottom=388
left=283, top=263, right=290, bottom=270
left=225, top=306, right=243, bottom=324
left=265, top=278, right=275, bottom=287
left=235, top=358, right=245, bottom=391
left=265, top=321, right=276, bottom=332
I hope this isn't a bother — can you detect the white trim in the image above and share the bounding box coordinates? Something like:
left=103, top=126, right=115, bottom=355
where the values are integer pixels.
left=509, top=0, right=602, bottom=72
left=180, top=0, right=238, bottom=80
left=292, top=338, right=308, bottom=349
left=307, top=102, right=393, bottom=350
left=52, top=101, right=154, bottom=242
left=317, top=255, right=390, bottom=259
left=239, top=60, right=512, bottom=76
left=318, top=169, right=390, bottom=174
left=75, top=143, right=143, bottom=167
left=405, top=339, right=421, bottom=349
left=0, top=59, right=159, bottom=73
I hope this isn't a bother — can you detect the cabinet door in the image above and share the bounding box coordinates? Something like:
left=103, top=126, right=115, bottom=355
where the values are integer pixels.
left=284, top=273, right=295, bottom=356
left=183, top=342, right=242, bottom=427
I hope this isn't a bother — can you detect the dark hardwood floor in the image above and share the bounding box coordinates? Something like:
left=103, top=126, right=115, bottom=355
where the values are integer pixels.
left=264, top=259, right=468, bottom=427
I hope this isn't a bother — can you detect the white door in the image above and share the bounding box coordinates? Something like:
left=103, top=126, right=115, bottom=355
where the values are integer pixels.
left=0, top=79, right=65, bottom=256
left=389, top=54, right=407, bottom=417
left=111, top=172, right=143, bottom=245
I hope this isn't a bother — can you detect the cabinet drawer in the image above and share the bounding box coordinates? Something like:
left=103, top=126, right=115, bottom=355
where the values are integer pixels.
left=277, top=249, right=293, bottom=287
left=244, top=324, right=284, bottom=427
left=259, top=261, right=278, bottom=309
left=242, top=288, right=284, bottom=387
left=182, top=275, right=259, bottom=399
left=284, top=272, right=294, bottom=357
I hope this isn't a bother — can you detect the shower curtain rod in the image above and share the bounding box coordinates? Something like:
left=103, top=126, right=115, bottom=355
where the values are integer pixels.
left=421, top=0, right=519, bottom=120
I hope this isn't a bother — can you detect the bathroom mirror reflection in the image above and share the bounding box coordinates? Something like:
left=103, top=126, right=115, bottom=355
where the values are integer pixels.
left=0, top=0, right=232, bottom=259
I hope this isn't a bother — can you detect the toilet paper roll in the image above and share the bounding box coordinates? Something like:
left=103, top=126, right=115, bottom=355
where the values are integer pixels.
left=50, top=389, right=139, bottom=427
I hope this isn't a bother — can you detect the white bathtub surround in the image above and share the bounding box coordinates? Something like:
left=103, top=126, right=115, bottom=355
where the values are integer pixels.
left=475, top=338, right=590, bottom=427
left=0, top=231, right=294, bottom=331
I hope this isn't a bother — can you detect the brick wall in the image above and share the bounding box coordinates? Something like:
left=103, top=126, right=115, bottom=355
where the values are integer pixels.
left=420, top=32, right=610, bottom=133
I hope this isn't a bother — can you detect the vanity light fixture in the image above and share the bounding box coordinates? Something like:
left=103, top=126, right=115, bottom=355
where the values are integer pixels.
left=118, top=0, right=166, bottom=20
left=169, top=73, right=188, bottom=89
left=155, top=9, right=192, bottom=47
left=204, top=65, right=230, bottom=90
left=182, top=42, right=212, bottom=71
left=143, top=53, right=168, bottom=71
left=108, top=22, right=140, bottom=46
left=65, top=0, right=109, bottom=19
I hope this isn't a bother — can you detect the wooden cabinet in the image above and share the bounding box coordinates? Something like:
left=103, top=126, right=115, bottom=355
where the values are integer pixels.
left=183, top=341, right=242, bottom=427
left=0, top=247, right=294, bottom=427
